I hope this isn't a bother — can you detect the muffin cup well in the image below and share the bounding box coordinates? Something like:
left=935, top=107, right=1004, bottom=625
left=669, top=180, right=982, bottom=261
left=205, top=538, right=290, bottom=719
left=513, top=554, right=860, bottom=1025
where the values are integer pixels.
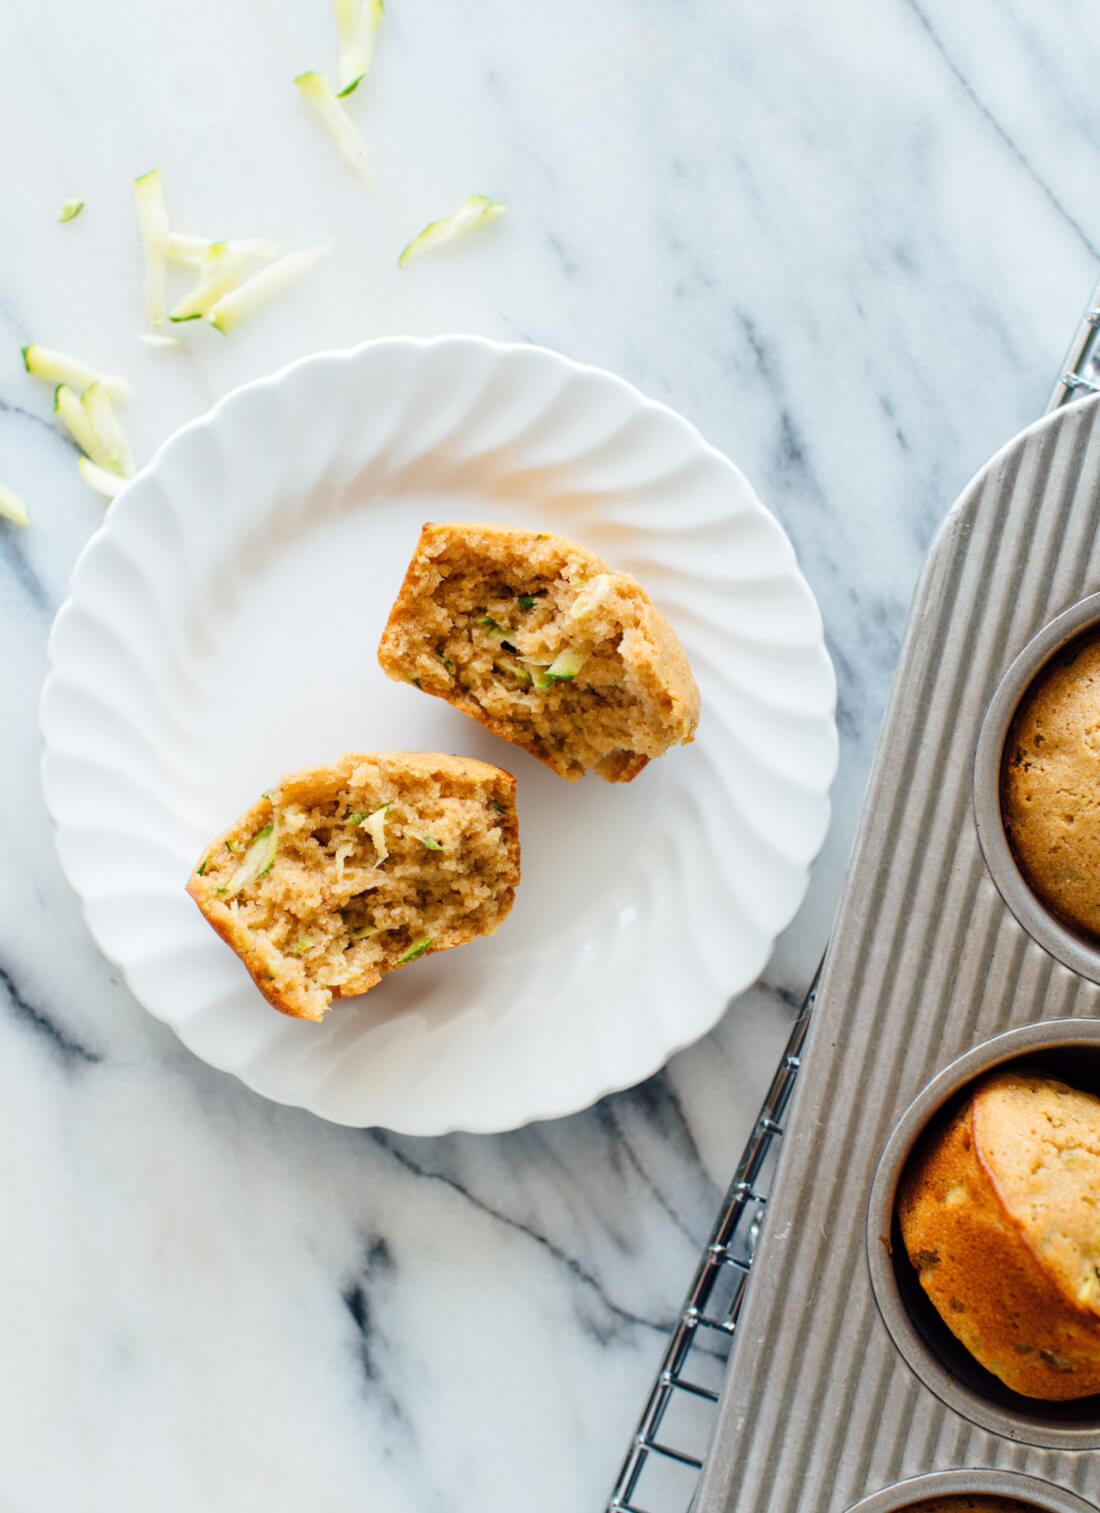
left=973, top=593, right=1100, bottom=984
left=844, top=1469, right=1096, bottom=1513
left=866, top=1021, right=1100, bottom=1450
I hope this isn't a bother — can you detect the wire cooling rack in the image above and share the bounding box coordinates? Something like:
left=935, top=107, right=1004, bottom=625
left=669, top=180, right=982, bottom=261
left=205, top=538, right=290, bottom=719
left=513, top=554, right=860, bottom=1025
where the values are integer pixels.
left=604, top=974, right=815, bottom=1513
left=1050, top=280, right=1100, bottom=411
left=604, top=278, right=1100, bottom=1513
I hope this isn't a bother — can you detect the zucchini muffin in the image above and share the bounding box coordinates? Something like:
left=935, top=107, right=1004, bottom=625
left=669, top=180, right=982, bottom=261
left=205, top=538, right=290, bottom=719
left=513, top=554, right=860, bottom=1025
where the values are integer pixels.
left=1002, top=633, right=1100, bottom=939
left=186, top=752, right=520, bottom=1021
left=377, top=521, right=699, bottom=782
left=898, top=1068, right=1100, bottom=1400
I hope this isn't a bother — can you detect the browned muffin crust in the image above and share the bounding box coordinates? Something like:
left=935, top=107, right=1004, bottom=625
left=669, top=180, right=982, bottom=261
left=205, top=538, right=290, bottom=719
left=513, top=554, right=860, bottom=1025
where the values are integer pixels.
left=898, top=1068, right=1100, bottom=1400
left=187, top=752, right=520, bottom=1021
left=377, top=521, right=699, bottom=782
left=1002, top=633, right=1100, bottom=939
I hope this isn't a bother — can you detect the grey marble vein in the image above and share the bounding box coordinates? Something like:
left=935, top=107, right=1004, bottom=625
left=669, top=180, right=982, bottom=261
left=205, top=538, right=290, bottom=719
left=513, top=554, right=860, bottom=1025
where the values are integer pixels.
left=0, top=960, right=100, bottom=1064
left=372, top=1130, right=671, bottom=1340
left=901, top=0, right=1100, bottom=258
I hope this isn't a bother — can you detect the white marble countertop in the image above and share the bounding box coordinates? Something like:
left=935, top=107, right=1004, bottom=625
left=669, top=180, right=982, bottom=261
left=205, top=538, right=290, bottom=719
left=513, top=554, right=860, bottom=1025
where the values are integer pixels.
left=2, top=1, right=1098, bottom=1508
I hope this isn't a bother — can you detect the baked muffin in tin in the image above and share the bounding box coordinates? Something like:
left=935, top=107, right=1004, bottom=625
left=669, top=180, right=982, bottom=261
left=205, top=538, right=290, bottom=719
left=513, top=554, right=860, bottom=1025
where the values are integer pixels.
left=899, top=1068, right=1100, bottom=1400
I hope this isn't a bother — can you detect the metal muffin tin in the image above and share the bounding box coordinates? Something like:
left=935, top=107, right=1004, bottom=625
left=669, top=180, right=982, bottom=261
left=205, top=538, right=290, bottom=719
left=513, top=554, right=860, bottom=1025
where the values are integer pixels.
left=694, top=390, right=1100, bottom=1512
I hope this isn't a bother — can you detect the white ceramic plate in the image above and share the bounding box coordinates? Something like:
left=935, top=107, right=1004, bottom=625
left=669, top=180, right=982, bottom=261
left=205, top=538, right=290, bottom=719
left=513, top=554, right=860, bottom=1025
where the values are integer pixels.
left=40, top=337, right=836, bottom=1133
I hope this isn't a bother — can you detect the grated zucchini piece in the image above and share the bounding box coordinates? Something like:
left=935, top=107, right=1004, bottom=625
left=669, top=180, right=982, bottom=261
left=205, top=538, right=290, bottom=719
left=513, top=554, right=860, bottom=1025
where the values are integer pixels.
left=170, top=247, right=251, bottom=322
left=167, top=232, right=280, bottom=268
left=495, top=654, right=533, bottom=685
left=58, top=198, right=84, bottom=222
left=227, top=237, right=281, bottom=260
left=78, top=456, right=125, bottom=499
left=165, top=232, right=211, bottom=268
left=398, top=195, right=505, bottom=267
left=543, top=646, right=585, bottom=681
left=0, top=484, right=29, bottom=525
left=334, top=0, right=383, bottom=93
left=362, top=804, right=390, bottom=866
left=22, top=344, right=133, bottom=403
left=207, top=247, right=327, bottom=333
left=82, top=384, right=136, bottom=477
left=134, top=170, right=171, bottom=327
left=55, top=384, right=112, bottom=469
left=139, top=333, right=182, bottom=350
left=222, top=822, right=279, bottom=898
left=294, top=71, right=375, bottom=185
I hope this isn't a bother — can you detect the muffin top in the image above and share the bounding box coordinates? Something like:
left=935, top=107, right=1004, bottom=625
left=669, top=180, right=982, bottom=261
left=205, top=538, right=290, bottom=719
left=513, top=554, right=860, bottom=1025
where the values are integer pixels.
left=1002, top=633, right=1100, bottom=938
left=972, top=1070, right=1100, bottom=1316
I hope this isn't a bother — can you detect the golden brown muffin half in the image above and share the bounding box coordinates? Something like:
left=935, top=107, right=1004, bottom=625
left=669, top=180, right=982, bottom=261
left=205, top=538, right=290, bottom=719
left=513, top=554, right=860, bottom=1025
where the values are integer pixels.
left=1002, top=633, right=1100, bottom=939
left=377, top=521, right=700, bottom=782
left=187, top=752, right=520, bottom=1021
left=900, top=1500, right=1036, bottom=1512
left=898, top=1068, right=1100, bottom=1400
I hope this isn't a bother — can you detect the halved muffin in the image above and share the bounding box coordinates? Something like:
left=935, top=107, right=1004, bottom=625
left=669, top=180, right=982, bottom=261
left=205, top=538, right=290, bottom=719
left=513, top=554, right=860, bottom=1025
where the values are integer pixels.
left=186, top=752, right=520, bottom=1021
left=377, top=521, right=700, bottom=782
left=898, top=1068, right=1100, bottom=1399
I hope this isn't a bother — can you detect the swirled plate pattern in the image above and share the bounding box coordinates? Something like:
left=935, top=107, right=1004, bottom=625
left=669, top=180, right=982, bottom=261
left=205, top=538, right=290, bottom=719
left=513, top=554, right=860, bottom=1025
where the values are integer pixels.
left=40, top=337, right=836, bottom=1133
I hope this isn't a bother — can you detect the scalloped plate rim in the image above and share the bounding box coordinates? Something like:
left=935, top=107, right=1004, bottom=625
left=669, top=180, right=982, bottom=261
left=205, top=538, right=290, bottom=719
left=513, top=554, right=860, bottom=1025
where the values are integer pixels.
left=39, top=334, right=837, bottom=1133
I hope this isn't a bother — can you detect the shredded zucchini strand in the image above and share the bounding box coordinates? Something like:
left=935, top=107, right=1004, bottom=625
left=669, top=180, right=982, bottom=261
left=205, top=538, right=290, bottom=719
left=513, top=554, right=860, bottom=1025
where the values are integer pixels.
left=0, top=484, right=29, bottom=525
left=399, top=195, right=505, bottom=267
left=134, top=170, right=171, bottom=327
left=208, top=247, right=328, bottom=333
left=170, top=248, right=251, bottom=322
left=22, top=344, right=133, bottom=403
left=82, top=384, right=136, bottom=477
left=334, top=0, right=383, bottom=92
left=78, top=457, right=125, bottom=499
left=294, top=71, right=375, bottom=186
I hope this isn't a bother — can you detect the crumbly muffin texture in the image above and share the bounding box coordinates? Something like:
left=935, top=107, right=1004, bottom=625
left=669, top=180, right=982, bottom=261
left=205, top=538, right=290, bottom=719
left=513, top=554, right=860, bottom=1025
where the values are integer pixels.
left=901, top=1500, right=1036, bottom=1512
left=377, top=521, right=700, bottom=782
left=186, top=752, right=520, bottom=1021
left=1002, top=634, right=1100, bottom=938
left=899, top=1068, right=1100, bottom=1400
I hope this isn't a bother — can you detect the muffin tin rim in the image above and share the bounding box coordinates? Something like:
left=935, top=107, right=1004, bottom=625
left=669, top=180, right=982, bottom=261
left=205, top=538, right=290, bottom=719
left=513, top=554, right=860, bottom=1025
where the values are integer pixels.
left=973, top=591, right=1100, bottom=986
left=843, top=1467, right=1099, bottom=1513
left=866, top=1018, right=1100, bottom=1451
